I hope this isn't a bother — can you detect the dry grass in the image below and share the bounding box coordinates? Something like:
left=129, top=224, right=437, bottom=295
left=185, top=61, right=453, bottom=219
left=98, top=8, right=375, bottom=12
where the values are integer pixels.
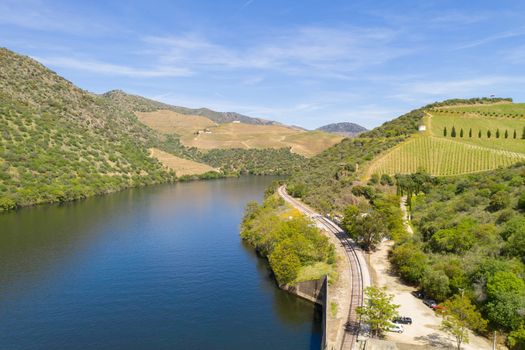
left=181, top=124, right=343, bottom=157
left=137, top=110, right=342, bottom=157
left=149, top=148, right=217, bottom=176
left=136, top=110, right=217, bottom=135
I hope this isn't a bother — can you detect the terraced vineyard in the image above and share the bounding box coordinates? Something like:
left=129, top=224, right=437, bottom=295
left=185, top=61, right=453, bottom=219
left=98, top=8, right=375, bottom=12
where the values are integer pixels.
left=365, top=103, right=525, bottom=177
left=366, top=136, right=525, bottom=176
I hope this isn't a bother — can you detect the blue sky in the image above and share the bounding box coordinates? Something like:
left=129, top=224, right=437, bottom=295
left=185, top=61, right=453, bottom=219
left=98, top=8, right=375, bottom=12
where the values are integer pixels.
left=2, top=0, right=525, bottom=129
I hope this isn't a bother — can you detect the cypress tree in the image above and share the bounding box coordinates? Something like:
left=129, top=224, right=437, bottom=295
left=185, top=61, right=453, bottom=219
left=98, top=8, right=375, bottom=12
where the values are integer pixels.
left=496, top=129, right=500, bottom=138
left=451, top=126, right=457, bottom=137
left=522, top=126, right=525, bottom=139
left=478, top=130, right=482, bottom=138
left=505, top=130, right=509, bottom=139
left=443, top=127, right=447, bottom=137
left=514, top=130, right=517, bottom=139
left=460, top=128, right=464, bottom=138
left=487, top=130, right=492, bottom=138
left=469, top=128, right=472, bottom=138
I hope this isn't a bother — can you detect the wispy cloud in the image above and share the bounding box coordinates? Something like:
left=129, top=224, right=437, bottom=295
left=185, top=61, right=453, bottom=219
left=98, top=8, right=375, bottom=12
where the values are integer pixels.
left=0, top=0, right=112, bottom=35
left=241, top=0, right=255, bottom=9
left=142, top=25, right=412, bottom=79
left=455, top=28, right=525, bottom=50
left=36, top=56, right=192, bottom=78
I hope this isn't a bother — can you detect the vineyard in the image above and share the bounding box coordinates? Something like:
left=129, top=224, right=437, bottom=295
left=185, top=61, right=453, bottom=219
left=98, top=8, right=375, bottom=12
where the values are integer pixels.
left=431, top=112, right=525, bottom=153
left=366, top=136, right=525, bottom=176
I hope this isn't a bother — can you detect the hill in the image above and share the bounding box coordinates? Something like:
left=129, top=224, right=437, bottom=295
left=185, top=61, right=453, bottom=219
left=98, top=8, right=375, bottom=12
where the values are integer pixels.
left=316, top=122, right=367, bottom=136
left=0, top=47, right=174, bottom=210
left=103, top=90, right=276, bottom=125
left=0, top=48, right=305, bottom=211
left=286, top=98, right=518, bottom=213
left=136, top=109, right=344, bottom=157
left=365, top=103, right=525, bottom=177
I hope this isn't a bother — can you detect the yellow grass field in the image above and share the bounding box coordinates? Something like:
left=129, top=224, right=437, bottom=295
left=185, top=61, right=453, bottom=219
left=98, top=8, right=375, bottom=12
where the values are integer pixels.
left=136, top=110, right=217, bottom=136
left=149, top=148, right=217, bottom=176
left=138, top=110, right=343, bottom=157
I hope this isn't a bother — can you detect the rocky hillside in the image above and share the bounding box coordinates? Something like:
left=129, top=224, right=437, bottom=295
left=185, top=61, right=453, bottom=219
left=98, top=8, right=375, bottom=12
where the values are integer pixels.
left=0, top=47, right=174, bottom=210
left=316, top=122, right=367, bottom=136
left=103, top=90, right=277, bottom=125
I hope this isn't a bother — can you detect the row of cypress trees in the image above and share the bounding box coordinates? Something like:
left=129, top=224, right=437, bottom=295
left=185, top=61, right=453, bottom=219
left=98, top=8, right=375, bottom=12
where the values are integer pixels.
left=443, top=126, right=525, bottom=139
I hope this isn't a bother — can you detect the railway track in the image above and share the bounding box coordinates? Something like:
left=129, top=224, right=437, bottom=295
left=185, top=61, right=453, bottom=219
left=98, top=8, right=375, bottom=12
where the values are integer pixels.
left=277, top=186, right=365, bottom=350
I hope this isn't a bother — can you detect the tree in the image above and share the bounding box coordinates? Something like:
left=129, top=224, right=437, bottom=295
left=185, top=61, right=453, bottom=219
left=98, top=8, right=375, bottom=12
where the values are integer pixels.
left=514, top=129, right=517, bottom=139
left=508, top=324, right=525, bottom=349
left=505, top=129, right=509, bottom=139
left=351, top=210, right=388, bottom=251
left=421, top=268, right=451, bottom=301
left=439, top=295, right=487, bottom=350
left=478, top=130, right=482, bottom=138
left=460, top=128, right=464, bottom=137
left=451, top=126, right=457, bottom=137
left=485, top=271, right=525, bottom=330
left=444, top=126, right=448, bottom=137
left=357, top=286, right=399, bottom=338
left=268, top=240, right=302, bottom=285
left=522, top=126, right=525, bottom=139
left=468, top=128, right=472, bottom=138
left=487, top=130, right=492, bottom=138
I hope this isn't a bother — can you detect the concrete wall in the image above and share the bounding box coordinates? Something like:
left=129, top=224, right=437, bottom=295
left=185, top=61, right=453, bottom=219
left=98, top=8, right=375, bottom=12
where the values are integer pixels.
left=283, top=276, right=329, bottom=350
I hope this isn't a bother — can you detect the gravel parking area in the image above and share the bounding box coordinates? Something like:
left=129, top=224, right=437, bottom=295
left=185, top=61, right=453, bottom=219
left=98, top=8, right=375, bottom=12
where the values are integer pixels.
left=368, top=240, right=495, bottom=350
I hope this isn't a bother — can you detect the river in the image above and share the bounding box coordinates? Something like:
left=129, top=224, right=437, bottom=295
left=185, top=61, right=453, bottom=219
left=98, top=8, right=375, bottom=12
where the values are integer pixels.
left=0, top=177, right=321, bottom=349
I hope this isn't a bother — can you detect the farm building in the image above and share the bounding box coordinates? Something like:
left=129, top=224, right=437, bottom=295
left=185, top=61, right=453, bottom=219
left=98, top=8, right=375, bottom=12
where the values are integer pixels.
left=418, top=125, right=427, bottom=131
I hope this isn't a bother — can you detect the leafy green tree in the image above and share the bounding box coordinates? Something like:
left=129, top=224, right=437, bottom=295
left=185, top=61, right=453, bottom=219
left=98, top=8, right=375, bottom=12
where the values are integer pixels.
left=351, top=211, right=388, bottom=251
left=508, top=324, right=525, bottom=349
left=357, top=286, right=399, bottom=338
left=421, top=268, right=451, bottom=301
left=489, top=191, right=510, bottom=211
left=505, top=129, right=509, bottom=139
left=269, top=241, right=301, bottom=285
left=390, top=242, right=428, bottom=283
left=496, top=128, right=500, bottom=138
left=518, top=192, right=525, bottom=211
left=451, top=126, right=457, bottom=137
left=487, top=130, right=492, bottom=138
left=439, top=295, right=487, bottom=350
left=460, top=128, right=464, bottom=138
left=485, top=271, right=525, bottom=330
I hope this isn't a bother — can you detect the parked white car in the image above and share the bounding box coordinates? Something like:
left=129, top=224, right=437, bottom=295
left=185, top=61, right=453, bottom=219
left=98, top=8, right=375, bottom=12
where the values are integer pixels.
left=386, top=322, right=404, bottom=333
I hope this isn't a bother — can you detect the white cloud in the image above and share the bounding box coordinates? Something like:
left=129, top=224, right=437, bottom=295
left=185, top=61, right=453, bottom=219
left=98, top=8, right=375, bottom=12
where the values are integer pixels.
left=141, top=25, right=412, bottom=79
left=36, top=56, right=192, bottom=78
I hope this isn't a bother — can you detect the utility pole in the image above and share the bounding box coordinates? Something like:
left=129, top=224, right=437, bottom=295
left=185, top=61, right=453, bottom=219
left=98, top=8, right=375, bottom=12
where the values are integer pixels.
left=493, top=330, right=496, bottom=350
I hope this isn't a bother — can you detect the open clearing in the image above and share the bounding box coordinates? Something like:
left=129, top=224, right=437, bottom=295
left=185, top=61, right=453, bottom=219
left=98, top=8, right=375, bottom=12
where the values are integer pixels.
left=137, top=110, right=217, bottom=135
left=149, top=148, right=216, bottom=176
left=138, top=110, right=343, bottom=157
left=364, top=103, right=525, bottom=177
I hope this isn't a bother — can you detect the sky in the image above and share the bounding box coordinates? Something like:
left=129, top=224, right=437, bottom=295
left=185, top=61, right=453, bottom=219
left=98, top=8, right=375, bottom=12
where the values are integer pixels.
left=2, top=0, right=525, bottom=129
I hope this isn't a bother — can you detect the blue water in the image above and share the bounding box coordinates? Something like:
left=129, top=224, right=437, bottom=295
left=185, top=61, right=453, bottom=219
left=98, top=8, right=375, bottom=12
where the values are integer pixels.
left=0, top=177, right=321, bottom=349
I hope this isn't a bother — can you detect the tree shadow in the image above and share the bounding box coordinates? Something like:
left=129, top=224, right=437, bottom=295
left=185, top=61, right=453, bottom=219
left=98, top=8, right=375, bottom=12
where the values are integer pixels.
left=414, top=332, right=454, bottom=349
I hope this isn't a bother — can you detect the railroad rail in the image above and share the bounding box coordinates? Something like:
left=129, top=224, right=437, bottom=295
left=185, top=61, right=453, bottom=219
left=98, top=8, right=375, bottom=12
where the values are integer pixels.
left=277, top=186, right=366, bottom=350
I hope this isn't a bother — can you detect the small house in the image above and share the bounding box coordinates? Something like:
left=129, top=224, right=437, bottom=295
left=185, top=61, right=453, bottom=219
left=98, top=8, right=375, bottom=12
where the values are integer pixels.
left=418, top=125, right=427, bottom=132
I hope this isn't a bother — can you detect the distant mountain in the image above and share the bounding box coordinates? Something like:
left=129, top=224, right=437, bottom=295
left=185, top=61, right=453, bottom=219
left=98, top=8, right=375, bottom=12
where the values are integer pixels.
left=102, top=90, right=277, bottom=125
left=316, top=122, right=368, bottom=136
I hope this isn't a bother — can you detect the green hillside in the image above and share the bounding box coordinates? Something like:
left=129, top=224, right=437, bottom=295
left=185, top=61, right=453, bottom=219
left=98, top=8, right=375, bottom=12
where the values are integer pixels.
left=365, top=103, right=525, bottom=177
left=0, top=48, right=306, bottom=210
left=286, top=98, right=518, bottom=214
